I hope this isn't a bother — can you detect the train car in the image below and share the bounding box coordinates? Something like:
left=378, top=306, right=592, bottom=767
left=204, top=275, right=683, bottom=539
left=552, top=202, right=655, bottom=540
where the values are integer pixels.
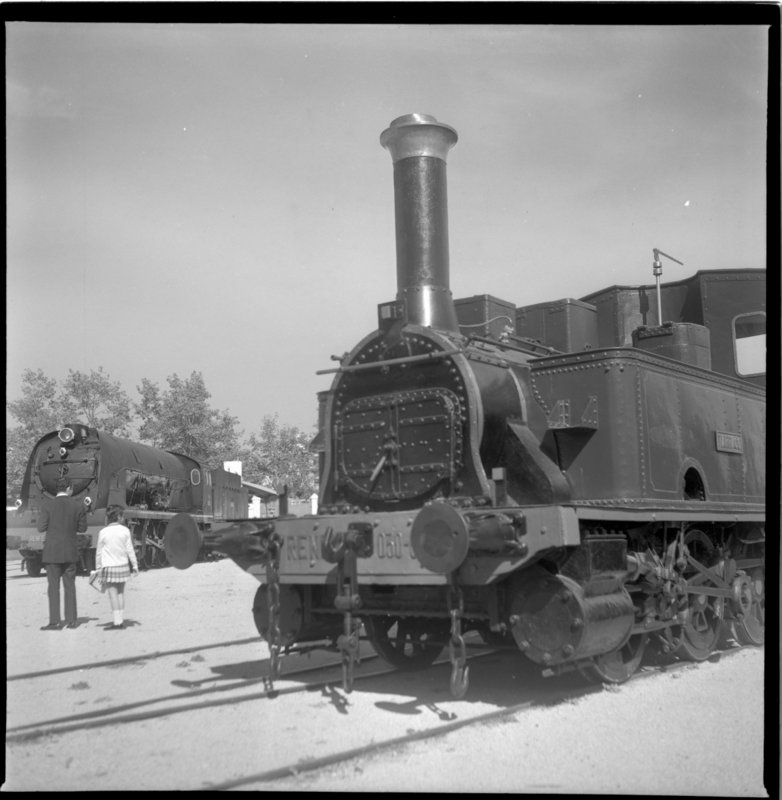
left=164, top=114, right=765, bottom=695
left=12, top=423, right=249, bottom=576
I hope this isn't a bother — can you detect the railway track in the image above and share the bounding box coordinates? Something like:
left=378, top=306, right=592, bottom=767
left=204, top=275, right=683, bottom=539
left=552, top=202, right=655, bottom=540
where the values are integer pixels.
left=206, top=646, right=744, bottom=791
left=6, top=620, right=756, bottom=792
left=6, top=635, right=261, bottom=682
left=5, top=553, right=764, bottom=793
left=6, top=650, right=387, bottom=743
left=6, top=640, right=504, bottom=744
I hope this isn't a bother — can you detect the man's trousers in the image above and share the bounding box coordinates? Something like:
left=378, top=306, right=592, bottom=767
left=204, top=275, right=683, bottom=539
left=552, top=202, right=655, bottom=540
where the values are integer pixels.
left=45, top=562, right=78, bottom=625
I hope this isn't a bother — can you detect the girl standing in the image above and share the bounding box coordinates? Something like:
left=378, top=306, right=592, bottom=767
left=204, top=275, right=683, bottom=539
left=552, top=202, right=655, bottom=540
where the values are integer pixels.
left=95, top=505, right=139, bottom=629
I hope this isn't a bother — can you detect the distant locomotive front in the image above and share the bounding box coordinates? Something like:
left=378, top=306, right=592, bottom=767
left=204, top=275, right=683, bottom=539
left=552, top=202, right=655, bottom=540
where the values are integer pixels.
left=15, top=424, right=247, bottom=575
left=20, top=424, right=203, bottom=512
left=164, top=114, right=765, bottom=696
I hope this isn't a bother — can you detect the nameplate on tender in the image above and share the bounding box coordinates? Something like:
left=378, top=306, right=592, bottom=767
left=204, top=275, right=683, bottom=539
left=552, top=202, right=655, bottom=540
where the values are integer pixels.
left=715, top=431, right=743, bottom=454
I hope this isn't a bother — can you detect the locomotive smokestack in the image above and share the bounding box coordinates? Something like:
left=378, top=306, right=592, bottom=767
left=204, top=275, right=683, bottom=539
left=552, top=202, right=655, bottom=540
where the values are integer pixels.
left=380, top=114, right=460, bottom=332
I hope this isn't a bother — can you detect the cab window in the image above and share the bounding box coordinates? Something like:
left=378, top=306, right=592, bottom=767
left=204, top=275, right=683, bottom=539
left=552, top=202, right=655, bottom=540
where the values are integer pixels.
left=733, top=312, right=765, bottom=376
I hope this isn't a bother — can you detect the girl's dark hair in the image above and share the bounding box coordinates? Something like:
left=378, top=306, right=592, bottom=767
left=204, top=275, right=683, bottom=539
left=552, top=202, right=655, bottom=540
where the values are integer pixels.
left=106, top=504, right=125, bottom=524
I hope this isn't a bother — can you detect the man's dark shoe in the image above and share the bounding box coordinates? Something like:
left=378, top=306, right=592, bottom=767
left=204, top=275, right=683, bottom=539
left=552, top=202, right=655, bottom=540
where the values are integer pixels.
left=65, top=622, right=79, bottom=629
left=40, top=623, right=62, bottom=630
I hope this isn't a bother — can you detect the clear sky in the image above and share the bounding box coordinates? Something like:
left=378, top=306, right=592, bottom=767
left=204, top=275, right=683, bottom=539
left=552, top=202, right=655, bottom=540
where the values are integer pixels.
left=6, top=22, right=770, bottom=437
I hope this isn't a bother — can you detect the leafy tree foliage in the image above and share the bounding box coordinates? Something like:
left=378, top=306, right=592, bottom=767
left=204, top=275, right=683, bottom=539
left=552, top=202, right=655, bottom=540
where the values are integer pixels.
left=59, top=367, right=133, bottom=436
left=6, top=427, right=34, bottom=504
left=7, top=369, right=67, bottom=503
left=240, top=415, right=318, bottom=498
left=6, top=367, right=133, bottom=502
left=6, top=367, right=315, bottom=504
left=134, top=371, right=241, bottom=466
left=7, top=369, right=63, bottom=436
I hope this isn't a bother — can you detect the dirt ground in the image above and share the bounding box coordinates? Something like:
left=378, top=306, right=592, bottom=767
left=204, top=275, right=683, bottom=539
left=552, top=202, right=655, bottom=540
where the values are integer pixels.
left=3, top=553, right=772, bottom=794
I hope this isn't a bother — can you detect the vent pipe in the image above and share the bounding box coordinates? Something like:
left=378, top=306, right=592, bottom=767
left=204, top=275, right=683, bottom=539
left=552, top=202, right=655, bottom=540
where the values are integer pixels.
left=380, top=114, right=460, bottom=332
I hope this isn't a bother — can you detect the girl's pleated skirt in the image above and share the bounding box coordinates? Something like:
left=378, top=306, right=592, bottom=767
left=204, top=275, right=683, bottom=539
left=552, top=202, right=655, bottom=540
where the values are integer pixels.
left=101, top=565, right=132, bottom=584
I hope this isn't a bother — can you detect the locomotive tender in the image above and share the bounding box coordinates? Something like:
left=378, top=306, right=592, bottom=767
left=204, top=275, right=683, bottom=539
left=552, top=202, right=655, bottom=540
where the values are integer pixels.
left=165, top=114, right=765, bottom=694
left=14, top=424, right=249, bottom=576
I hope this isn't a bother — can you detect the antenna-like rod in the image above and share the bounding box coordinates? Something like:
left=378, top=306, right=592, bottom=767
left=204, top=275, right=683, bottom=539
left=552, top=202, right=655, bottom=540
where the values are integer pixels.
left=652, top=248, right=684, bottom=323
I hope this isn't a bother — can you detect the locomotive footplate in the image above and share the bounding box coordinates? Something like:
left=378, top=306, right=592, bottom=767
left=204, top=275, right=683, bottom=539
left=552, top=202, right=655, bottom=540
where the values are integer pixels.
left=232, top=504, right=582, bottom=586
left=165, top=501, right=581, bottom=586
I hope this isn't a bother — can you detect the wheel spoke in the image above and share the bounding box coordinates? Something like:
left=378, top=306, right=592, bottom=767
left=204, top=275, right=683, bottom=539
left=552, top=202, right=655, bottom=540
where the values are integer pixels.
left=365, top=615, right=447, bottom=671
left=675, top=529, right=723, bottom=662
left=734, top=565, right=765, bottom=646
left=580, top=633, right=648, bottom=684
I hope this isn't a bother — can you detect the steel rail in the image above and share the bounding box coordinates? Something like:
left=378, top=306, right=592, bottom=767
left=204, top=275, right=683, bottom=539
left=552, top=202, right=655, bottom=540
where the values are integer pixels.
left=206, top=646, right=750, bottom=791
left=6, top=649, right=503, bottom=744
left=5, top=658, right=386, bottom=744
left=6, top=642, right=755, bottom=787
left=7, top=636, right=263, bottom=682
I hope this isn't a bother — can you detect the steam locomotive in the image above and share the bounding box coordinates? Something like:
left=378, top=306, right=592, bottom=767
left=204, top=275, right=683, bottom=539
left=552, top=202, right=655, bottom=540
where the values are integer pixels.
left=165, top=114, right=765, bottom=695
left=12, top=424, right=249, bottom=576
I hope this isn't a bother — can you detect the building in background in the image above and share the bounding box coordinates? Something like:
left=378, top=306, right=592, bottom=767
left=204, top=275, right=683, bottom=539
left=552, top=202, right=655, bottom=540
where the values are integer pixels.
left=223, top=462, right=278, bottom=518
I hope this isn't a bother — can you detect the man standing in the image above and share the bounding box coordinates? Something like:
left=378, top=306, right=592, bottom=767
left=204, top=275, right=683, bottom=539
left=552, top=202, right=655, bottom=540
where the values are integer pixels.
left=37, top=477, right=88, bottom=630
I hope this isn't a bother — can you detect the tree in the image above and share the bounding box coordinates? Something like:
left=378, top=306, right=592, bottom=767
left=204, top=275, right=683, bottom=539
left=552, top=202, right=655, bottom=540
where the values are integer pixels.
left=7, top=369, right=63, bottom=436
left=135, top=371, right=241, bottom=466
left=6, top=427, right=33, bottom=504
left=6, top=366, right=133, bottom=501
left=58, top=367, right=133, bottom=436
left=6, top=369, right=66, bottom=501
left=240, top=414, right=318, bottom=498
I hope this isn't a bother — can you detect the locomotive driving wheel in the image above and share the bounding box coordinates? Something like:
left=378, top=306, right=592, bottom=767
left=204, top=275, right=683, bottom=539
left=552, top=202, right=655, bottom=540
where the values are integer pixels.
left=142, top=544, right=156, bottom=570
left=155, top=546, right=169, bottom=568
left=153, top=522, right=169, bottom=568
left=675, top=528, right=724, bottom=662
left=25, top=556, right=43, bottom=577
left=82, top=549, right=96, bottom=572
left=364, top=615, right=448, bottom=671
left=733, top=564, right=765, bottom=646
left=579, top=633, right=649, bottom=685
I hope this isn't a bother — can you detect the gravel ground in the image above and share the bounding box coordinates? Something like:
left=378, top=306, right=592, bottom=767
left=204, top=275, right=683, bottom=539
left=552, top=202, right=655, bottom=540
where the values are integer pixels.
left=263, top=646, right=769, bottom=795
left=3, top=553, right=772, bottom=795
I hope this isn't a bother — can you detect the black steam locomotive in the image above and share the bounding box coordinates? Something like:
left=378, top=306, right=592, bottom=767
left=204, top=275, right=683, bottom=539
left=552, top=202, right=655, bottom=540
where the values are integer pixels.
left=13, top=424, right=249, bottom=576
left=165, top=114, right=765, bottom=695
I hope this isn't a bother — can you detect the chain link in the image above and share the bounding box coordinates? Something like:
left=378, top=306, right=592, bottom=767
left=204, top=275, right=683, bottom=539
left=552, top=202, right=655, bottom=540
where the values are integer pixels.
left=340, top=607, right=360, bottom=693
left=337, top=548, right=361, bottom=693
left=266, top=537, right=282, bottom=683
left=447, top=581, right=469, bottom=699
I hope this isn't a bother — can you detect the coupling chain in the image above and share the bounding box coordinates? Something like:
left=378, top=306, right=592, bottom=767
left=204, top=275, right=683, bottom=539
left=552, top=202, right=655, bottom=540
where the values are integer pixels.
left=340, top=604, right=361, bottom=694
left=447, top=580, right=469, bottom=699
left=336, top=548, right=361, bottom=694
left=266, top=536, right=283, bottom=683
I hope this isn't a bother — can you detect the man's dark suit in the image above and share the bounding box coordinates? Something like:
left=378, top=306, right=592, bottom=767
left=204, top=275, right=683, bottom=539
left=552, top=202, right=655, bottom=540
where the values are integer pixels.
left=37, top=494, right=88, bottom=626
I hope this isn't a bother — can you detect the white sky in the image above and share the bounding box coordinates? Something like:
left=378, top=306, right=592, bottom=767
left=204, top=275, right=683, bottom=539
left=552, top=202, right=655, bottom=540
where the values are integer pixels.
left=6, top=22, right=770, bottom=436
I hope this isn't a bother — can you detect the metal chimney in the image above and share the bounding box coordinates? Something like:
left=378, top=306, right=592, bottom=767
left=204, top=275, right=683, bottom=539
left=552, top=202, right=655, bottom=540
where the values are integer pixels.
left=380, top=114, right=460, bottom=332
